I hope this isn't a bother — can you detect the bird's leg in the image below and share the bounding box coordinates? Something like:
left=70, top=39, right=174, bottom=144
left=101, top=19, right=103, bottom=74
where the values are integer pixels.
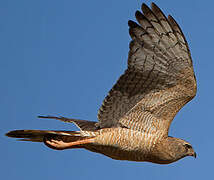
left=43, top=136, right=93, bottom=150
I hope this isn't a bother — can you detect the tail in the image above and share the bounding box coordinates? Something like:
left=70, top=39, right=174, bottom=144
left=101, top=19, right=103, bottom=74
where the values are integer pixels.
left=6, top=115, right=98, bottom=150
left=6, top=130, right=95, bottom=150
left=6, top=130, right=80, bottom=142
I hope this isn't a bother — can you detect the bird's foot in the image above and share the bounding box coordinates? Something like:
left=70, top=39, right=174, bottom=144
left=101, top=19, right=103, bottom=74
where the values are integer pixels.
left=44, top=137, right=71, bottom=150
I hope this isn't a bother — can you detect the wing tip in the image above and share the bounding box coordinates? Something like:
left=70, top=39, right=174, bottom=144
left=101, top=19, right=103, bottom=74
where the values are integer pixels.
left=128, top=20, right=138, bottom=28
left=141, top=3, right=151, bottom=14
left=151, top=2, right=160, bottom=12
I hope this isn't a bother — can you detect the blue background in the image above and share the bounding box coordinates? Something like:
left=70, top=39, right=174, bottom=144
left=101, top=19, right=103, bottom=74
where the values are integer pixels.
left=1, top=0, right=212, bottom=179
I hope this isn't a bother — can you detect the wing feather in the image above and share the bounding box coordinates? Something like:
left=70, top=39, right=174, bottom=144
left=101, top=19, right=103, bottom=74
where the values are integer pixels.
left=97, top=3, right=196, bottom=135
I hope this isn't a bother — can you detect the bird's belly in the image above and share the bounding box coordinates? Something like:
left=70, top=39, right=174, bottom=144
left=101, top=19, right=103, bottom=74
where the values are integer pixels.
left=86, top=127, right=158, bottom=161
left=85, top=144, right=147, bottom=161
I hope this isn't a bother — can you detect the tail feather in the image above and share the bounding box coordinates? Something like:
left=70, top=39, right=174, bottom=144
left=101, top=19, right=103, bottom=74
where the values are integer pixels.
left=6, top=129, right=96, bottom=150
left=6, top=130, right=81, bottom=142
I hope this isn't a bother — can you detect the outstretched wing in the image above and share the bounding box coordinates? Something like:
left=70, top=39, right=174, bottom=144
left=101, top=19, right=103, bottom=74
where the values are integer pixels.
left=97, top=3, right=196, bottom=135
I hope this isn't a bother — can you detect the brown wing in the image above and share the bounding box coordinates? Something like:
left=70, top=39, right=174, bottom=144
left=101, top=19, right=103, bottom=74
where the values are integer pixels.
left=97, top=3, right=196, bottom=135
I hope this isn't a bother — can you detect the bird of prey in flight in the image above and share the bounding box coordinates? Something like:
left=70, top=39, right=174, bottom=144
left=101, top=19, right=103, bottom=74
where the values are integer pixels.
left=6, top=2, right=197, bottom=164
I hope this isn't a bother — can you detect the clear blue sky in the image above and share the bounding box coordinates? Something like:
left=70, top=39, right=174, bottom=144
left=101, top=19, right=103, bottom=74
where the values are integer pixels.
left=1, top=0, right=212, bottom=179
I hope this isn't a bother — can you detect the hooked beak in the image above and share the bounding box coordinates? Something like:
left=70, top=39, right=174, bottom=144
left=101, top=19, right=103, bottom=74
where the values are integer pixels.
left=192, top=152, right=197, bottom=158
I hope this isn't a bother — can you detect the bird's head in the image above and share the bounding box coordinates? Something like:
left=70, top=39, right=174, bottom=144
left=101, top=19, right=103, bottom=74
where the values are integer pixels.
left=182, top=142, right=196, bottom=158
left=152, top=137, right=196, bottom=164
left=167, top=137, right=196, bottom=161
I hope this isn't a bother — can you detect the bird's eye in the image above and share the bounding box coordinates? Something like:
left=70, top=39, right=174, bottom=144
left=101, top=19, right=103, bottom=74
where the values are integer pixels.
left=184, top=144, right=192, bottom=149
